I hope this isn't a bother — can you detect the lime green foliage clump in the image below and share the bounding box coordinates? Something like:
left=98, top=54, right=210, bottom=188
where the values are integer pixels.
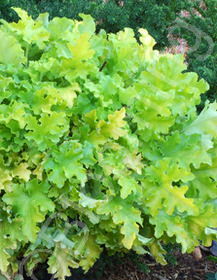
left=0, top=8, right=217, bottom=280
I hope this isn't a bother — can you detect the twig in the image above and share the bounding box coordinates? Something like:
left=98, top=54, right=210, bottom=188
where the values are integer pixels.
left=99, top=61, right=107, bottom=71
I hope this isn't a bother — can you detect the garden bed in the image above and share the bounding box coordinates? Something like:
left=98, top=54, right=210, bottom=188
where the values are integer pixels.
left=22, top=247, right=217, bottom=280
left=94, top=248, right=217, bottom=280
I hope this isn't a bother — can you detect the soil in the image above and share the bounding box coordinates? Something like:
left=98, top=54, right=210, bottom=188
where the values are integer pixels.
left=88, top=247, right=217, bottom=280
left=24, top=245, right=217, bottom=280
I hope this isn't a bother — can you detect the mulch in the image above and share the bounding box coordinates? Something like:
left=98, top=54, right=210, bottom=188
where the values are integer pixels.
left=95, top=248, right=217, bottom=280
left=22, top=245, right=217, bottom=280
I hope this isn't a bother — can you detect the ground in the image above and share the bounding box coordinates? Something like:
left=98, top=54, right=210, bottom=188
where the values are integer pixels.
left=25, top=245, right=217, bottom=279
left=88, top=247, right=217, bottom=280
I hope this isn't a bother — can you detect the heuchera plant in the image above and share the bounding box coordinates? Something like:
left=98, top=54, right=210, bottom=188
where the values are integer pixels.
left=0, top=8, right=217, bottom=280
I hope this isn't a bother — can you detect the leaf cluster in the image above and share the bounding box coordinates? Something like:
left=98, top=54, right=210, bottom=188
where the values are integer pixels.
left=0, top=8, right=217, bottom=280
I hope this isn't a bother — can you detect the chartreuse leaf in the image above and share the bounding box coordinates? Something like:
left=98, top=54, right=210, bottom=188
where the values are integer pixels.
left=94, top=73, right=123, bottom=105
left=150, top=211, right=193, bottom=253
left=60, top=32, right=97, bottom=80
left=185, top=102, right=217, bottom=138
left=138, top=28, right=157, bottom=61
left=2, top=8, right=50, bottom=48
left=67, top=34, right=95, bottom=63
left=74, top=233, right=102, bottom=272
left=143, top=158, right=197, bottom=216
left=0, top=155, right=12, bottom=191
left=47, top=16, right=74, bottom=41
left=132, top=235, right=153, bottom=255
left=123, top=149, right=144, bottom=174
left=81, top=141, right=97, bottom=167
left=119, top=85, right=137, bottom=105
left=107, top=28, right=141, bottom=74
left=56, top=84, right=79, bottom=109
left=0, top=153, right=31, bottom=191
left=11, top=162, right=31, bottom=182
left=0, top=31, right=25, bottom=65
left=149, top=240, right=167, bottom=265
left=0, top=101, right=27, bottom=129
left=187, top=205, right=217, bottom=248
left=0, top=217, right=23, bottom=272
left=48, top=242, right=79, bottom=280
left=75, top=14, right=96, bottom=35
left=48, top=231, right=101, bottom=278
left=97, top=197, right=142, bottom=249
left=189, top=154, right=217, bottom=200
left=26, top=84, right=79, bottom=114
left=0, top=75, right=13, bottom=102
left=97, top=148, right=125, bottom=176
left=26, top=112, right=69, bottom=150
left=98, top=107, right=127, bottom=140
left=114, top=207, right=142, bottom=249
left=83, top=110, right=98, bottom=129
left=44, top=141, right=86, bottom=187
left=133, top=97, right=175, bottom=136
left=3, top=179, right=55, bottom=242
left=28, top=57, right=61, bottom=82
left=0, top=204, right=25, bottom=272
left=30, top=86, right=59, bottom=114
left=151, top=205, right=217, bottom=253
left=172, top=71, right=209, bottom=115
left=0, top=233, right=15, bottom=272
left=160, top=132, right=213, bottom=168
left=118, top=174, right=141, bottom=199
left=60, top=195, right=100, bottom=225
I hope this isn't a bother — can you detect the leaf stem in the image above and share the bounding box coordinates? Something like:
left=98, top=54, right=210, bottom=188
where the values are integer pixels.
left=99, top=61, right=107, bottom=71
